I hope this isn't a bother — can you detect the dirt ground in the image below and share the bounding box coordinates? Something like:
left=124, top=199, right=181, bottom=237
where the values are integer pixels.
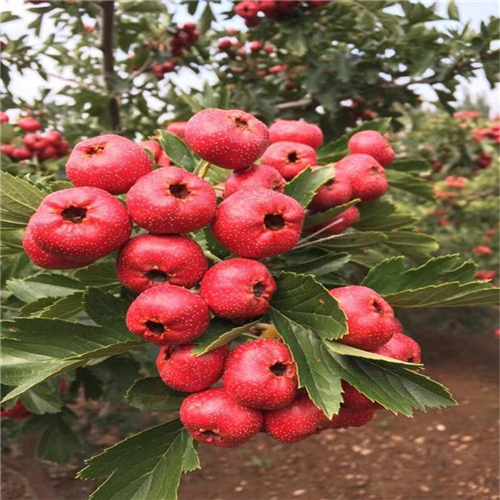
left=2, top=316, right=499, bottom=500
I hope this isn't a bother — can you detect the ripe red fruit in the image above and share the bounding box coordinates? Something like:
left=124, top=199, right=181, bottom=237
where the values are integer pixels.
left=180, top=388, right=263, bottom=448
left=201, top=258, right=276, bottom=321
left=184, top=108, right=269, bottom=170
left=320, top=406, right=375, bottom=429
left=0, top=111, right=9, bottom=123
left=348, top=130, right=395, bottom=167
left=116, top=234, right=208, bottom=293
left=372, top=331, right=422, bottom=363
left=126, top=284, right=210, bottom=345
left=11, top=147, right=33, bottom=161
left=166, top=121, right=188, bottom=138
left=66, top=134, right=153, bottom=195
left=224, top=164, right=285, bottom=198
left=126, top=166, right=217, bottom=234
left=45, top=130, right=62, bottom=144
left=329, top=285, right=398, bottom=350
left=260, top=141, right=317, bottom=180
left=212, top=187, right=304, bottom=258
left=249, top=40, right=262, bottom=52
left=0, top=144, right=15, bottom=157
left=38, top=145, right=59, bottom=161
left=17, top=117, right=42, bottom=132
left=157, top=151, right=172, bottom=167
left=1, top=401, right=31, bottom=420
left=235, top=0, right=260, bottom=18
left=341, top=381, right=381, bottom=411
left=139, top=139, right=162, bottom=160
left=308, top=206, right=360, bottom=235
left=264, top=393, right=323, bottom=443
left=29, top=187, right=131, bottom=262
left=23, top=223, right=94, bottom=269
left=269, top=120, right=323, bottom=149
left=156, top=344, right=229, bottom=392
left=308, top=168, right=352, bottom=212
left=223, top=339, right=297, bottom=410
left=335, top=154, right=388, bottom=203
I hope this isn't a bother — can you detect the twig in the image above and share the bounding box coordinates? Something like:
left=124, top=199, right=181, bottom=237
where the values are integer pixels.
left=276, top=96, right=316, bottom=110
left=296, top=216, right=346, bottom=248
left=293, top=229, right=348, bottom=250
left=197, top=160, right=211, bottom=178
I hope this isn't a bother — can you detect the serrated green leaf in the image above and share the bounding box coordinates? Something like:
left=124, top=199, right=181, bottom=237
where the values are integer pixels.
left=356, top=199, right=417, bottom=231
left=74, top=261, right=119, bottom=287
left=318, top=231, right=387, bottom=250
left=284, top=166, right=335, bottom=207
left=126, top=377, right=185, bottom=411
left=37, top=413, right=82, bottom=464
left=84, top=288, right=130, bottom=334
left=21, top=383, right=63, bottom=414
left=158, top=131, right=197, bottom=172
left=386, top=169, right=435, bottom=200
left=382, top=231, right=438, bottom=263
left=304, top=199, right=360, bottom=228
left=273, top=252, right=350, bottom=277
left=387, top=159, right=431, bottom=172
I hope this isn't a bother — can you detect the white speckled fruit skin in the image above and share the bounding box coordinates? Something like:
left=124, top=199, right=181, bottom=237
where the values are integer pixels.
left=125, top=284, right=210, bottom=345
left=260, top=141, right=317, bottom=180
left=348, top=130, right=395, bottom=167
left=184, top=108, right=269, bottom=170
left=29, top=187, right=131, bottom=262
left=269, top=120, right=324, bottom=149
left=116, top=234, right=208, bottom=292
left=319, top=406, right=375, bottom=429
left=223, top=339, right=298, bottom=410
left=224, top=164, right=285, bottom=198
left=156, top=344, right=229, bottom=393
left=308, top=167, right=353, bottom=212
left=211, top=187, right=305, bottom=259
left=372, top=331, right=422, bottom=363
left=126, top=166, right=217, bottom=234
left=329, top=285, right=399, bottom=350
left=335, top=154, right=388, bottom=203
left=200, top=258, right=276, bottom=320
left=66, top=134, right=153, bottom=195
left=180, top=388, right=263, bottom=448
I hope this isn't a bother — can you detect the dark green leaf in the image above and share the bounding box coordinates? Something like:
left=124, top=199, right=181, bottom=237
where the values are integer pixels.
left=158, top=131, right=197, bottom=172
left=386, top=170, right=435, bottom=200
left=304, top=199, right=360, bottom=228
left=126, top=377, right=185, bottom=411
left=37, top=413, right=82, bottom=464
left=284, top=166, right=334, bottom=207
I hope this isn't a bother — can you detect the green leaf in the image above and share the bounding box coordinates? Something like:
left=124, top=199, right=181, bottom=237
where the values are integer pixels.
left=270, top=272, right=347, bottom=341
left=382, top=231, right=438, bottom=263
left=304, top=199, right=360, bottom=228
left=356, top=199, right=417, bottom=231
left=447, top=0, right=459, bottom=20
left=386, top=170, right=435, bottom=200
left=273, top=252, right=350, bottom=277
left=84, top=288, right=130, bottom=334
left=21, top=383, right=62, bottom=414
left=126, top=377, right=185, bottom=412
left=284, top=166, right=334, bottom=207
left=318, top=231, right=387, bottom=250
left=37, top=413, right=82, bottom=464
left=78, top=420, right=199, bottom=500
left=74, top=261, right=119, bottom=287
left=199, top=2, right=216, bottom=35
left=158, top=131, right=197, bottom=172
left=387, top=159, right=431, bottom=173
left=192, top=318, right=259, bottom=355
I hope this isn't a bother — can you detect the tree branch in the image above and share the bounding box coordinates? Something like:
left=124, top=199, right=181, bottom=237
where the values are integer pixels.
left=276, top=96, right=317, bottom=111
left=100, top=0, right=120, bottom=131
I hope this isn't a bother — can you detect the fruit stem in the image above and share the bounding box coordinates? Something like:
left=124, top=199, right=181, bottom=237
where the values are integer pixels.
left=197, top=160, right=211, bottom=178
left=204, top=251, right=222, bottom=263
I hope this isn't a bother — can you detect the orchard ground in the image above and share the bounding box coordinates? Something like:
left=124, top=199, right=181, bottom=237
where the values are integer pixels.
left=2, top=310, right=498, bottom=500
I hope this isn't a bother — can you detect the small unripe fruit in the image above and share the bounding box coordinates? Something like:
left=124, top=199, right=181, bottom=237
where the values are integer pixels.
left=126, top=284, right=210, bottom=345
left=223, top=339, right=298, bottom=410
left=269, top=120, right=323, bottom=149
left=29, top=187, right=131, bottom=262
left=201, top=258, right=276, bottom=321
left=180, top=388, right=263, bottom=447
left=335, top=154, right=388, bottom=203
left=308, top=206, right=360, bottom=235
left=156, top=344, right=229, bottom=392
left=264, top=393, right=323, bottom=443
left=261, top=141, right=316, bottom=180
left=66, top=134, right=153, bottom=195
left=348, top=130, right=395, bottom=166
left=126, top=166, right=217, bottom=234
left=308, top=167, right=352, bottom=212
left=212, top=187, right=304, bottom=259
left=224, top=164, right=285, bottom=198
left=329, top=285, right=398, bottom=350
left=116, top=234, right=208, bottom=293
left=17, top=116, right=42, bottom=132
left=372, top=331, right=422, bottom=363
left=185, top=108, right=269, bottom=170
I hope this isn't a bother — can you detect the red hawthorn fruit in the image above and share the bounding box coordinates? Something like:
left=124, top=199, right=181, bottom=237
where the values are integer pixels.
left=218, top=38, right=234, bottom=50
left=0, top=111, right=9, bottom=123
left=126, top=284, right=210, bottom=345
left=372, top=331, right=422, bottom=363
left=200, top=258, right=276, bottom=321
left=66, top=134, right=153, bottom=195
left=269, top=64, right=287, bottom=74
left=17, top=116, right=42, bottom=132
left=23, top=223, right=94, bottom=269
left=264, top=44, right=275, bottom=54
left=37, top=145, right=58, bottom=161
left=329, top=285, right=399, bottom=350
left=11, top=147, right=33, bottom=161
left=212, top=187, right=304, bottom=258
left=0, top=144, right=15, bottom=157
left=341, top=381, right=381, bottom=411
left=308, top=206, right=360, bottom=235
left=308, top=167, right=352, bottom=212
left=264, top=393, right=324, bottom=443
left=45, top=130, right=62, bottom=144
left=307, top=0, right=328, bottom=7
left=1, top=401, right=32, bottom=420
left=320, top=406, right=375, bottom=429
left=180, top=388, right=263, bottom=447
left=156, top=344, right=229, bottom=393
left=476, top=270, right=497, bottom=281
left=224, top=164, right=286, bottom=198
left=223, top=339, right=298, bottom=410
left=348, top=130, right=395, bottom=166
left=335, top=154, right=388, bottom=203
left=140, top=139, right=162, bottom=161
left=269, top=120, right=324, bottom=149
left=473, top=246, right=493, bottom=255
left=29, top=187, right=131, bottom=262
left=166, top=121, right=188, bottom=138
left=157, top=151, right=173, bottom=167
left=116, top=234, right=208, bottom=293
left=261, top=141, right=317, bottom=180
left=249, top=40, right=262, bottom=52
left=23, top=133, right=41, bottom=149
left=235, top=1, right=260, bottom=18
left=184, top=108, right=269, bottom=170
left=126, top=166, right=217, bottom=234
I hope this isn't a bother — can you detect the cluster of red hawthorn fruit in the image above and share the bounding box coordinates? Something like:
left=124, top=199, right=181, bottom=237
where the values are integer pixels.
left=234, top=0, right=327, bottom=27
left=0, top=112, right=69, bottom=162
left=18, top=107, right=423, bottom=445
